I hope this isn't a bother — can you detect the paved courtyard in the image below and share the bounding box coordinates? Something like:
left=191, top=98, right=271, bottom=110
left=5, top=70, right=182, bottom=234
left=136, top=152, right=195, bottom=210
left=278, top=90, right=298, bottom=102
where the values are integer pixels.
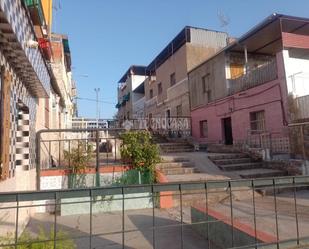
left=26, top=208, right=212, bottom=249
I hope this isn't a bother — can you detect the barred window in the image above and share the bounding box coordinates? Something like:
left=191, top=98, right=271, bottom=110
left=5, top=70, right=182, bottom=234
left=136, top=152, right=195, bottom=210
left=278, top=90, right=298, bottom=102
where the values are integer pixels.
left=250, top=111, right=265, bottom=131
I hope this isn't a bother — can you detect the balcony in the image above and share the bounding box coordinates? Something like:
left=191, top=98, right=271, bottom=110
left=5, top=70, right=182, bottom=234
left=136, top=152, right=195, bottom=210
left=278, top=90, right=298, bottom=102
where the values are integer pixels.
left=24, top=0, right=46, bottom=26
left=0, top=0, right=50, bottom=97
left=228, top=60, right=278, bottom=95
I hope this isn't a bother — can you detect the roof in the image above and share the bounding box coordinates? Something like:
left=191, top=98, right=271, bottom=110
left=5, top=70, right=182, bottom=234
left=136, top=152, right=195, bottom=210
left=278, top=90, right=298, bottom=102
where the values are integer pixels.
left=118, top=65, right=148, bottom=83
left=146, top=26, right=227, bottom=72
left=188, top=13, right=309, bottom=74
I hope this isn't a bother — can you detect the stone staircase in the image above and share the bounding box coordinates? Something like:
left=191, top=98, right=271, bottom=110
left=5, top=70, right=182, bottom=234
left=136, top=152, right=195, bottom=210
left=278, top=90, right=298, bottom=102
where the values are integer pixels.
left=151, top=133, right=195, bottom=153
left=209, top=153, right=287, bottom=179
left=156, top=155, right=232, bottom=207
left=158, top=142, right=195, bottom=153
left=156, top=157, right=198, bottom=175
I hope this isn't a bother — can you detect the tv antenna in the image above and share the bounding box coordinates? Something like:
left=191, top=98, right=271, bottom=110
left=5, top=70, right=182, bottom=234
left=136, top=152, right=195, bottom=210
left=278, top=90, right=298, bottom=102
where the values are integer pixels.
left=217, top=11, right=230, bottom=33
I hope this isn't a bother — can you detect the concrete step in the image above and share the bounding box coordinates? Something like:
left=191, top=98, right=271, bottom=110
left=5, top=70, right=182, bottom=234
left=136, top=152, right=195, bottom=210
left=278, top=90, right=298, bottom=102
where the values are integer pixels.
left=160, top=156, right=190, bottom=163
left=161, top=148, right=195, bottom=153
left=159, top=142, right=192, bottom=146
left=208, top=154, right=249, bottom=160
left=161, top=167, right=196, bottom=175
left=218, top=162, right=263, bottom=171
left=156, top=162, right=193, bottom=169
left=237, top=168, right=287, bottom=179
left=212, top=158, right=252, bottom=165
left=160, top=146, right=194, bottom=151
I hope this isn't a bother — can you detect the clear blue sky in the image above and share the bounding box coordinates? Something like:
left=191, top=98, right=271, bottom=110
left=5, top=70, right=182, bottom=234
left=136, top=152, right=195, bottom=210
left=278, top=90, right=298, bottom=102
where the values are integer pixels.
left=54, top=0, right=309, bottom=119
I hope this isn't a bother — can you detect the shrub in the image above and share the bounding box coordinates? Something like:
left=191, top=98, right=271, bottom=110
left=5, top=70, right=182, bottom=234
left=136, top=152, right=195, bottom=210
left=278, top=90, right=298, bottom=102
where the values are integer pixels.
left=120, top=131, right=161, bottom=182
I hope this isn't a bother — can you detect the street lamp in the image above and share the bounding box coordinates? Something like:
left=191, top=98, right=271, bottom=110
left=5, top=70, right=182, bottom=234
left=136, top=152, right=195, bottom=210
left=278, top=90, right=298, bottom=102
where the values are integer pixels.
left=94, top=88, right=100, bottom=127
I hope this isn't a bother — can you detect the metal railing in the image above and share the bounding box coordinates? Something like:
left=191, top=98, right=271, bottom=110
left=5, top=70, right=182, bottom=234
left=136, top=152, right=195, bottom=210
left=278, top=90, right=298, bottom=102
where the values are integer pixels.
left=288, top=122, right=309, bottom=160
left=0, top=176, right=309, bottom=249
left=295, top=95, right=309, bottom=120
left=244, top=129, right=290, bottom=157
left=228, top=60, right=278, bottom=95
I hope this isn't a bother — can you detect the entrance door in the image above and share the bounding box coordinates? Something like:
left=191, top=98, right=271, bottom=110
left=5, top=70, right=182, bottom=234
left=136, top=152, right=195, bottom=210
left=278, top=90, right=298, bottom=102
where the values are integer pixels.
left=166, top=109, right=171, bottom=127
left=222, top=117, right=233, bottom=145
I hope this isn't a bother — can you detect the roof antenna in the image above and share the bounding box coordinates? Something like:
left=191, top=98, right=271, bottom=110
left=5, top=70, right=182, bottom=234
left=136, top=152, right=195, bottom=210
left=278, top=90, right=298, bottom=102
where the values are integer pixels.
left=217, top=11, right=230, bottom=33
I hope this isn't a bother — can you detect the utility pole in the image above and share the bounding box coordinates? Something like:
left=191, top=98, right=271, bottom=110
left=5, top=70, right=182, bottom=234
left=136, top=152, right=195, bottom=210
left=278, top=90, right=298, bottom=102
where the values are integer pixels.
left=94, top=88, right=100, bottom=127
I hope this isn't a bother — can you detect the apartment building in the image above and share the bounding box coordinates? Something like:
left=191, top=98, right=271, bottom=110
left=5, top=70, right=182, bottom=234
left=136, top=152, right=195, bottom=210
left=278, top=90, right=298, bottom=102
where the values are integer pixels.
left=0, top=0, right=76, bottom=190
left=144, top=27, right=229, bottom=119
left=189, top=14, right=309, bottom=156
left=116, top=65, right=148, bottom=119
left=0, top=0, right=52, bottom=190
left=72, top=118, right=109, bottom=129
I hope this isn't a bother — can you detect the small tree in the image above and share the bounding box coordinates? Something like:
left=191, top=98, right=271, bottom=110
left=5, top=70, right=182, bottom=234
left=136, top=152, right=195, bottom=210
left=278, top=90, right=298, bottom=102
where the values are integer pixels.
left=63, top=141, right=93, bottom=188
left=63, top=141, right=93, bottom=174
left=120, top=131, right=161, bottom=183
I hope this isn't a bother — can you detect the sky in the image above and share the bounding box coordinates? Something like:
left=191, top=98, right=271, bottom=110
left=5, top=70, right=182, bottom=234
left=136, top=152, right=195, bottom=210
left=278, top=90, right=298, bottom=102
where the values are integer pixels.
left=54, top=0, right=309, bottom=119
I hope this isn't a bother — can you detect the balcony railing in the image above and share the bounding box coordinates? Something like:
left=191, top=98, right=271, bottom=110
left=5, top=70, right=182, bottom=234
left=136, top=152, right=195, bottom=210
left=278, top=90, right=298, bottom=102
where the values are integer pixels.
left=24, top=0, right=46, bottom=26
left=228, top=60, right=278, bottom=95
left=1, top=176, right=309, bottom=248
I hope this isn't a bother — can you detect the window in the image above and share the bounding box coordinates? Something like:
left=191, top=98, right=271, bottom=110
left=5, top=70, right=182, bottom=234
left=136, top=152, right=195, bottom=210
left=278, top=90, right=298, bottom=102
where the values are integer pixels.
left=250, top=111, right=265, bottom=131
left=170, top=72, right=176, bottom=86
left=230, top=63, right=244, bottom=79
left=158, top=82, right=162, bottom=94
left=200, top=120, right=208, bottom=138
left=176, top=104, right=182, bottom=117
left=202, top=74, right=212, bottom=102
left=149, top=89, right=153, bottom=99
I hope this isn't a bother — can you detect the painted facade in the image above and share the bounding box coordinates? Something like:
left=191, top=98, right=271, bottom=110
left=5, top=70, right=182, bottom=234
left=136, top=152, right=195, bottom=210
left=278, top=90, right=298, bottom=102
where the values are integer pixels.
left=189, top=14, right=309, bottom=153
left=0, top=0, right=76, bottom=191
left=116, top=66, right=147, bottom=119
left=144, top=27, right=229, bottom=119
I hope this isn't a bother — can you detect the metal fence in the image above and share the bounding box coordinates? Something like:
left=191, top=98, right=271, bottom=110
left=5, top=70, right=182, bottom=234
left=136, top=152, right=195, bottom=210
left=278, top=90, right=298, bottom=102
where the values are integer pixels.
left=288, top=122, right=309, bottom=160
left=295, top=95, right=309, bottom=121
left=246, top=129, right=290, bottom=156
left=0, top=176, right=309, bottom=249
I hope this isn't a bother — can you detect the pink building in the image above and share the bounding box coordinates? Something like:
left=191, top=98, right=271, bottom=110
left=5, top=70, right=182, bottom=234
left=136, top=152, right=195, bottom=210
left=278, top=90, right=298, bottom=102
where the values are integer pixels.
left=188, top=14, right=309, bottom=153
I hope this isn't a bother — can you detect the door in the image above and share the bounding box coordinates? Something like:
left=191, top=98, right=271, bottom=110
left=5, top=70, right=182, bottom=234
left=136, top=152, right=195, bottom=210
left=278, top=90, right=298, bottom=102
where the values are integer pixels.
left=222, top=117, right=233, bottom=145
left=166, top=109, right=171, bottom=128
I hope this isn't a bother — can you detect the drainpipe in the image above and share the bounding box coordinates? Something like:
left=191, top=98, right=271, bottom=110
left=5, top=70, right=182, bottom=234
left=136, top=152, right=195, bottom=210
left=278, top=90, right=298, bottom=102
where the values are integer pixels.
left=244, top=45, right=248, bottom=73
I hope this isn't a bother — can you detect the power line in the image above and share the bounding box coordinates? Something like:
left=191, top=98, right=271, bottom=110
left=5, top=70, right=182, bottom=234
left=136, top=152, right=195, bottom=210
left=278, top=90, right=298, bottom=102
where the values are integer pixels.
left=75, top=97, right=116, bottom=105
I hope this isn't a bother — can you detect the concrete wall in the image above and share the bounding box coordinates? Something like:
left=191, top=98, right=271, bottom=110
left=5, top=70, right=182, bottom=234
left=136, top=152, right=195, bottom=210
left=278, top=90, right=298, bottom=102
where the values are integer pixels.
left=0, top=169, right=37, bottom=237
left=283, top=49, right=309, bottom=98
